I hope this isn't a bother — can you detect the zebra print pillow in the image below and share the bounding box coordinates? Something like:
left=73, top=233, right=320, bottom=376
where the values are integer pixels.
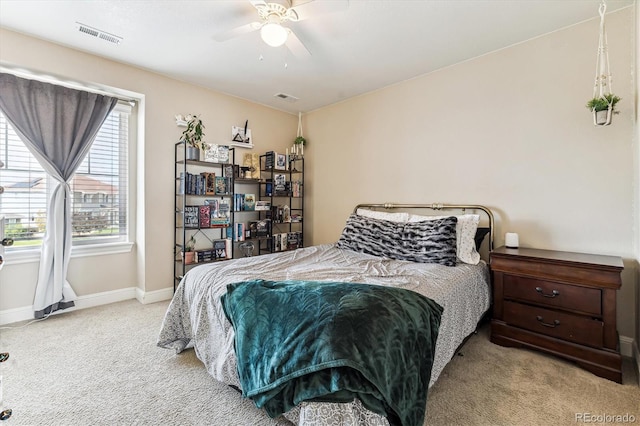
left=337, top=214, right=458, bottom=266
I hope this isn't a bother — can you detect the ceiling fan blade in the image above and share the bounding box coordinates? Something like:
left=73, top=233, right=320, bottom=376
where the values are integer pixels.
left=285, top=28, right=311, bottom=58
left=249, top=0, right=268, bottom=10
left=214, top=21, right=262, bottom=42
left=289, top=0, right=349, bottom=22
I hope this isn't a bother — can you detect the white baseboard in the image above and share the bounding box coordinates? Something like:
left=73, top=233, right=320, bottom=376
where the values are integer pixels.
left=620, top=335, right=634, bottom=358
left=633, top=341, right=640, bottom=385
left=135, top=286, right=174, bottom=304
left=0, top=286, right=173, bottom=326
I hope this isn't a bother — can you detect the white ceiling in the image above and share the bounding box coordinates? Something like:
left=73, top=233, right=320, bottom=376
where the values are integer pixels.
left=0, top=0, right=635, bottom=114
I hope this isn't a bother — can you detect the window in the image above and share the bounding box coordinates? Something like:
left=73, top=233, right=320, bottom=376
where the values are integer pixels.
left=0, top=101, right=131, bottom=250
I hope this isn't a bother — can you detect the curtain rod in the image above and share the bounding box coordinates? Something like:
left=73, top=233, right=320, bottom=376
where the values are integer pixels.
left=0, top=65, right=139, bottom=105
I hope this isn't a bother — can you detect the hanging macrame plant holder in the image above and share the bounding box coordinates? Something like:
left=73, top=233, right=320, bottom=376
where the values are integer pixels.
left=590, top=1, right=615, bottom=126
left=294, top=112, right=306, bottom=157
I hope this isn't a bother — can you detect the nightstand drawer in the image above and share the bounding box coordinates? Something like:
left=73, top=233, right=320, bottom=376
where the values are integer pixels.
left=503, top=275, right=601, bottom=316
left=503, top=301, right=604, bottom=348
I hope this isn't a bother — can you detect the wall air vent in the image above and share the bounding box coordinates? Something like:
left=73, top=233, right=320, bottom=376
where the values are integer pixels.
left=76, top=22, right=122, bottom=45
left=274, top=93, right=299, bottom=103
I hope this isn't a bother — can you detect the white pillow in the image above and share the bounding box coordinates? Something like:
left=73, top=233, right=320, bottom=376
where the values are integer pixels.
left=407, top=213, right=481, bottom=265
left=356, top=208, right=409, bottom=223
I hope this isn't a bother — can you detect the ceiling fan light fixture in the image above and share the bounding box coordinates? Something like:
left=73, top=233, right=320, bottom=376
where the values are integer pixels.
left=261, top=22, right=288, bottom=47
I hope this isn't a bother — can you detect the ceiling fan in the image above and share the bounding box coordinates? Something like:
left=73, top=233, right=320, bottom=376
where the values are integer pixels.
left=214, top=0, right=349, bottom=57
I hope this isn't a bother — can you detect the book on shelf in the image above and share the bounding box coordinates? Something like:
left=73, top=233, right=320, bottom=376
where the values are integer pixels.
left=180, top=172, right=207, bottom=195
left=256, top=219, right=271, bottom=237
left=274, top=174, right=286, bottom=194
left=235, top=222, right=246, bottom=241
left=196, top=249, right=215, bottom=263
left=205, top=199, right=219, bottom=218
left=199, top=205, right=211, bottom=228
left=179, top=172, right=186, bottom=194
left=211, top=199, right=230, bottom=226
left=265, top=181, right=273, bottom=197
left=225, top=238, right=232, bottom=258
left=287, top=232, right=301, bottom=250
left=213, top=239, right=228, bottom=259
left=184, top=206, right=199, bottom=228
left=270, top=231, right=302, bottom=251
left=215, top=176, right=231, bottom=195
left=244, top=193, right=255, bottom=211
left=255, top=200, right=271, bottom=211
left=234, top=193, right=245, bottom=212
left=248, top=219, right=271, bottom=238
left=248, top=221, right=258, bottom=238
left=267, top=204, right=291, bottom=223
left=203, top=172, right=216, bottom=195
left=265, top=151, right=275, bottom=169
left=291, top=180, right=303, bottom=197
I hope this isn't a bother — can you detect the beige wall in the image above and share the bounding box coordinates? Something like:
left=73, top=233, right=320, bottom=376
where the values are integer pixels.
left=0, top=28, right=297, bottom=311
left=305, top=8, right=638, bottom=341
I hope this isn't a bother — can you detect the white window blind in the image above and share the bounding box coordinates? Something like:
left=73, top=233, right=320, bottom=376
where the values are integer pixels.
left=0, top=101, right=130, bottom=249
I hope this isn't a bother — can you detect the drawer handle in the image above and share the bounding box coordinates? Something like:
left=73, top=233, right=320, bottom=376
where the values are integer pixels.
left=535, top=287, right=560, bottom=298
left=536, top=315, right=560, bottom=328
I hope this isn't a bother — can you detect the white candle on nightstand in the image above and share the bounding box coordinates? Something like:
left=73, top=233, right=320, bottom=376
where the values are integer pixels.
left=505, top=232, right=519, bottom=249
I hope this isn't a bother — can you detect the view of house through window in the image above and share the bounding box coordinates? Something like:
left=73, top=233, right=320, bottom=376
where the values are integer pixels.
left=0, top=101, right=130, bottom=249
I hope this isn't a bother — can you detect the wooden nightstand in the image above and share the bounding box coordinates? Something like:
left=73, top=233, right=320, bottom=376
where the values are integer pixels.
left=490, top=246, right=623, bottom=383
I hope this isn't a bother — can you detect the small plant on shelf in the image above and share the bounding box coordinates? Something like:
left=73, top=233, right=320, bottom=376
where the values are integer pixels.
left=185, top=235, right=196, bottom=252
left=183, top=235, right=196, bottom=264
left=181, top=114, right=206, bottom=150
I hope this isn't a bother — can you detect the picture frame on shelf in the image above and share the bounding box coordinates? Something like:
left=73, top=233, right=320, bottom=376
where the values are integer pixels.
left=224, top=164, right=239, bottom=179
left=243, top=153, right=260, bottom=179
left=184, top=206, right=199, bottom=228
left=231, top=124, right=253, bottom=148
left=275, top=153, right=286, bottom=170
left=204, top=144, right=230, bottom=163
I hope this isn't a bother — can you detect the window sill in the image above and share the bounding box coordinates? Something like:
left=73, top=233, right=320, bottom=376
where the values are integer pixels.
left=2, top=242, right=135, bottom=265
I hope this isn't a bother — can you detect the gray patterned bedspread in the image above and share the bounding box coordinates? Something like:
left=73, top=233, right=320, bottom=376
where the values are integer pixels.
left=157, top=243, right=490, bottom=426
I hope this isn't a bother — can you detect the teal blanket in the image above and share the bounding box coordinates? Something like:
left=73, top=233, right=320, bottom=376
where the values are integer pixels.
left=221, top=279, right=443, bottom=426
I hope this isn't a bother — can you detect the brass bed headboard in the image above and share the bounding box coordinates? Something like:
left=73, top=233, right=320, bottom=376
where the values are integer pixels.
left=352, top=203, right=495, bottom=251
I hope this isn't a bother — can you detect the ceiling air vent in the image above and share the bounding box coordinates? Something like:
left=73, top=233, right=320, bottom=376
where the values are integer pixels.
left=76, top=22, right=122, bottom=45
left=274, top=93, right=299, bottom=103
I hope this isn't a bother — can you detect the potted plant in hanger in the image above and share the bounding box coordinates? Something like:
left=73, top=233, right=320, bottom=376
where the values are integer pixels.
left=183, top=234, right=196, bottom=264
left=586, top=93, right=621, bottom=126
left=181, top=114, right=205, bottom=160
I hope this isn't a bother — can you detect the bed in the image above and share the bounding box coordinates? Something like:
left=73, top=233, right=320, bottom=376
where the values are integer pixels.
left=158, top=203, right=494, bottom=426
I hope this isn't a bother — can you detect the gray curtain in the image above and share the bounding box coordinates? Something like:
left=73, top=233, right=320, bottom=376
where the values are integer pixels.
left=0, top=73, right=117, bottom=318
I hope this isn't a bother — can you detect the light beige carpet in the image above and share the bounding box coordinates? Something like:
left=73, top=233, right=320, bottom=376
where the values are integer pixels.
left=0, top=299, right=637, bottom=425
